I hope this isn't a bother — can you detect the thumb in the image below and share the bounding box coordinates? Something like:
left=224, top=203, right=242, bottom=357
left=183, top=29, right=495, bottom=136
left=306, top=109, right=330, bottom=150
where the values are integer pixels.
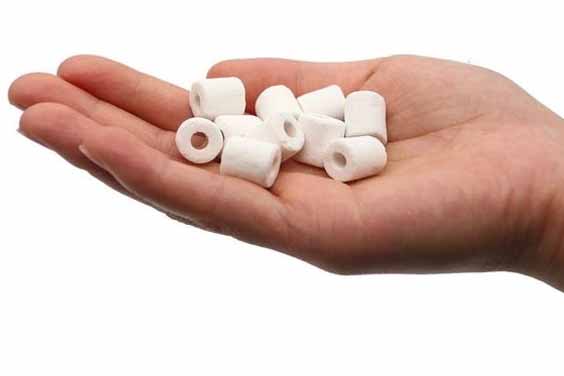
left=206, top=58, right=379, bottom=114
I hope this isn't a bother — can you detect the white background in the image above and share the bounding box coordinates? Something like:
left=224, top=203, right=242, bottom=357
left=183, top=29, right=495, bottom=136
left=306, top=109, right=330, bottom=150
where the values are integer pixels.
left=1, top=1, right=564, bottom=375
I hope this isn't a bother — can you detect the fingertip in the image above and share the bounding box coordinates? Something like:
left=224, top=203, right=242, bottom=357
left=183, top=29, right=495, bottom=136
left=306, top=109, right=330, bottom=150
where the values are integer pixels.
left=207, top=58, right=299, bottom=79
left=206, top=58, right=284, bottom=78
left=7, top=74, right=25, bottom=107
left=206, top=59, right=239, bottom=79
left=19, top=102, right=44, bottom=130
left=19, top=102, right=93, bottom=158
left=8, top=72, right=56, bottom=109
left=19, top=102, right=70, bottom=138
left=57, top=54, right=107, bottom=79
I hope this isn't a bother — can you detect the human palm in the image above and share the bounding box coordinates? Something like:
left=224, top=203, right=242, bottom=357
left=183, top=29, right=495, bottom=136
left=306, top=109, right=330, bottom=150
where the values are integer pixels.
left=9, top=55, right=564, bottom=289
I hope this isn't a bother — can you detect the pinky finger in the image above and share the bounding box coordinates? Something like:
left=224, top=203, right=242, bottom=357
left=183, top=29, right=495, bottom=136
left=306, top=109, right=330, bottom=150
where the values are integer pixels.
left=78, top=124, right=290, bottom=248
left=19, top=102, right=129, bottom=196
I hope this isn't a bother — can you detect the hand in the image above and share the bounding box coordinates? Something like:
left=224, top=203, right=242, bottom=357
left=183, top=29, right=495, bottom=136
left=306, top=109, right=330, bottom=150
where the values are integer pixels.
left=9, top=55, right=564, bottom=290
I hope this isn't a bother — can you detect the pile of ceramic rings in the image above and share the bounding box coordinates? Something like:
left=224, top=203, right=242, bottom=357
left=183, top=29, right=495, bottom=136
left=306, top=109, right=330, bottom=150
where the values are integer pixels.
left=176, top=77, right=388, bottom=188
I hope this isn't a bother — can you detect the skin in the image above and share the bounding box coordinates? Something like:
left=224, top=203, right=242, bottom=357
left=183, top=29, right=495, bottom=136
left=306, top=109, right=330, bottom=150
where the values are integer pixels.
left=8, top=55, right=564, bottom=291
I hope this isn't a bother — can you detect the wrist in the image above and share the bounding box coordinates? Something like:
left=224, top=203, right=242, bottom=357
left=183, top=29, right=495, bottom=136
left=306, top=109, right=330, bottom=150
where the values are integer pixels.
left=521, top=121, right=564, bottom=290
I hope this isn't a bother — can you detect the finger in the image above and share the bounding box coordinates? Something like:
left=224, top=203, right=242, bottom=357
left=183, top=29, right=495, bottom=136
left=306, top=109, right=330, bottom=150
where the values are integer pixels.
left=18, top=102, right=128, bottom=195
left=78, top=124, right=290, bottom=249
left=207, top=58, right=380, bottom=114
left=18, top=102, right=215, bottom=215
left=57, top=55, right=191, bottom=131
left=8, top=72, right=181, bottom=159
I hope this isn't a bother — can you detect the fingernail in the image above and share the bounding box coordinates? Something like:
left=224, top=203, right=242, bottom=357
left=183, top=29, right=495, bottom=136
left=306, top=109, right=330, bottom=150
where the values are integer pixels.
left=79, top=144, right=107, bottom=170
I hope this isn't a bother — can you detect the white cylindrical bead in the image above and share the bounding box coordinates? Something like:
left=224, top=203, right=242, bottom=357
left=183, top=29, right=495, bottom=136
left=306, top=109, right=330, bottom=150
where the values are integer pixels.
left=175, top=117, right=224, bottom=164
left=255, top=85, right=302, bottom=120
left=297, top=85, right=345, bottom=120
left=294, top=114, right=345, bottom=168
left=323, top=136, right=387, bottom=182
left=215, top=114, right=262, bottom=139
left=246, top=113, right=304, bottom=161
left=220, top=136, right=282, bottom=188
left=344, top=91, right=387, bottom=144
left=190, top=77, right=246, bottom=120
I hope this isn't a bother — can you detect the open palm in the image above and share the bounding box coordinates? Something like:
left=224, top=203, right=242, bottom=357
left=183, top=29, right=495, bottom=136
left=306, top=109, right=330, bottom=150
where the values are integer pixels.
left=9, top=55, right=564, bottom=286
